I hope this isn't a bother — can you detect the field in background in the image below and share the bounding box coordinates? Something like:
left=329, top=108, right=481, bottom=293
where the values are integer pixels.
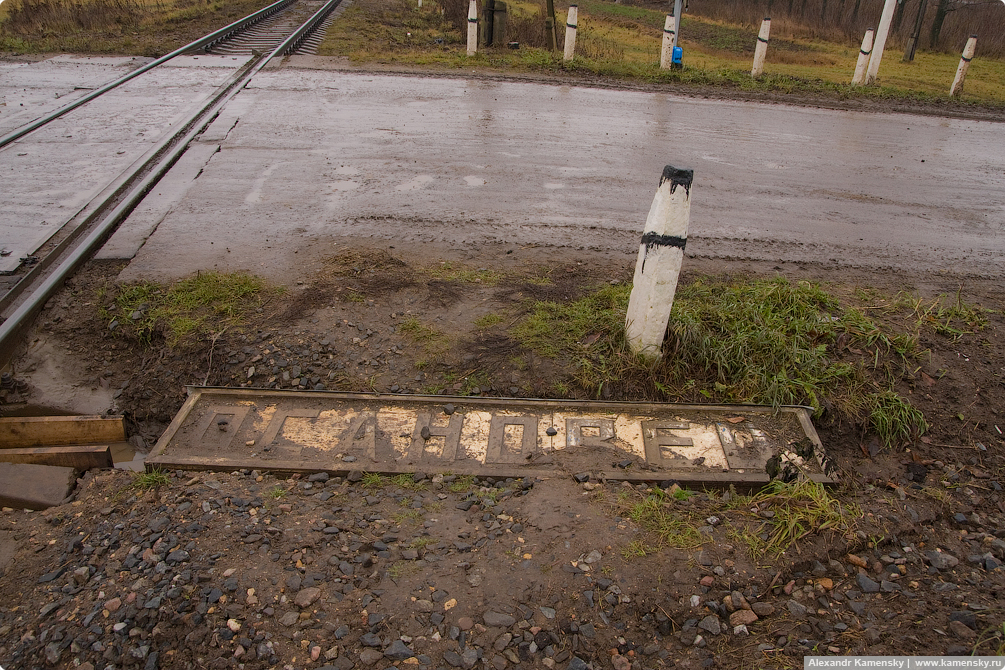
left=0, top=0, right=269, bottom=55
left=0, top=0, right=1002, bottom=106
left=317, top=0, right=1005, bottom=107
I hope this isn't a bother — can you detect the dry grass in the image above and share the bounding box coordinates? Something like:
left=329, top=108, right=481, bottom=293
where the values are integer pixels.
left=0, top=0, right=271, bottom=55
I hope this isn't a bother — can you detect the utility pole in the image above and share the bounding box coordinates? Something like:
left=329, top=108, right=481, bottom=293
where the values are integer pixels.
left=902, top=0, right=928, bottom=61
left=672, top=0, right=683, bottom=47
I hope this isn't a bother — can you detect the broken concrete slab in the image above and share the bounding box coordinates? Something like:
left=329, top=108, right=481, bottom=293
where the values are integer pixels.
left=0, top=462, right=76, bottom=510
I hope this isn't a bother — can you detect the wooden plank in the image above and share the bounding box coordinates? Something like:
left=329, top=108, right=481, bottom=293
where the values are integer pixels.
left=0, top=445, right=113, bottom=469
left=0, top=415, right=125, bottom=448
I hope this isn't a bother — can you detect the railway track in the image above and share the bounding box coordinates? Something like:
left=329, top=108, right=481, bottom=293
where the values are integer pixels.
left=0, top=0, right=343, bottom=363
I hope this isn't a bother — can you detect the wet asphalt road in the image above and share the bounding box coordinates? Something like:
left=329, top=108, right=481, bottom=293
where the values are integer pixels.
left=4, top=57, right=1003, bottom=281
left=109, top=64, right=1005, bottom=282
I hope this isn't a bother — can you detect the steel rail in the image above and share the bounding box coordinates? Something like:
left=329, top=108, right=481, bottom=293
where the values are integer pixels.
left=0, top=0, right=343, bottom=364
left=0, top=0, right=297, bottom=150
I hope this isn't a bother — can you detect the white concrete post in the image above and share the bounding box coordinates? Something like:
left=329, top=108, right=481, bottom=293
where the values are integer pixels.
left=625, top=165, right=693, bottom=359
left=466, top=0, right=478, bottom=56
left=751, top=17, right=771, bottom=77
left=418, top=0, right=422, bottom=7
left=564, top=5, right=578, bottom=62
left=950, top=35, right=978, bottom=97
left=851, top=28, right=874, bottom=86
left=660, top=15, right=675, bottom=69
left=866, top=0, right=896, bottom=85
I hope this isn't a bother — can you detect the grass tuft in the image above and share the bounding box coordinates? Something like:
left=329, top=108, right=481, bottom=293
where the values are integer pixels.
left=513, top=276, right=932, bottom=447
left=132, top=468, right=170, bottom=490
left=105, top=272, right=274, bottom=347
left=737, top=480, right=861, bottom=559
left=614, top=487, right=705, bottom=551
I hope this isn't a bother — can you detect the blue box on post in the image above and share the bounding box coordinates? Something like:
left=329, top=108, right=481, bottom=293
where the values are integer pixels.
left=671, top=46, right=683, bottom=69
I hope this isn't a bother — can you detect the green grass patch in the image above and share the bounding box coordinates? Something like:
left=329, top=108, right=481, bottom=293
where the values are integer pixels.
left=104, top=271, right=274, bottom=347
left=132, top=468, right=170, bottom=490
left=512, top=276, right=938, bottom=447
left=390, top=473, right=428, bottom=490
left=474, top=313, right=505, bottom=329
left=399, top=317, right=444, bottom=342
left=316, top=0, right=1005, bottom=109
left=423, top=262, right=502, bottom=285
left=447, top=474, right=475, bottom=493
left=615, top=487, right=705, bottom=550
left=729, top=480, right=861, bottom=559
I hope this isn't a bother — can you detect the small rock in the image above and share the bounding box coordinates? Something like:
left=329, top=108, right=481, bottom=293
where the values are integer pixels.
left=611, top=653, right=631, bottom=670
left=384, top=639, right=414, bottom=660
left=786, top=600, right=808, bottom=619
left=698, top=615, right=721, bottom=636
left=925, top=550, right=960, bottom=570
left=573, top=472, right=590, bottom=483
left=751, top=602, right=774, bottom=617
left=856, top=573, right=881, bottom=593
left=846, top=553, right=868, bottom=568
left=729, top=610, right=758, bottom=627
left=295, top=587, right=321, bottom=608
left=359, top=648, right=384, bottom=665
left=948, top=620, right=976, bottom=640
left=484, top=611, right=516, bottom=627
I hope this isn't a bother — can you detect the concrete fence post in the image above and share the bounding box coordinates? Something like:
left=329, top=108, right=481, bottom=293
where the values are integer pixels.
left=466, top=0, right=478, bottom=56
left=950, top=35, right=978, bottom=97
left=866, top=0, right=896, bottom=85
left=851, top=28, right=874, bottom=85
left=660, top=15, right=675, bottom=69
left=625, top=165, right=693, bottom=359
left=751, top=17, right=770, bottom=77
left=564, top=5, right=578, bottom=62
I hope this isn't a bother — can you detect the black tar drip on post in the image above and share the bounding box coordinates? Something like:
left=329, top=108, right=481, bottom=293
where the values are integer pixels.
left=640, top=165, right=692, bottom=273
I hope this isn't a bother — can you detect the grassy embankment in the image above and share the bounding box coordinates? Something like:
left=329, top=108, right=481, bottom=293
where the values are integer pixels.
left=0, top=0, right=271, bottom=55
left=316, top=0, right=1005, bottom=108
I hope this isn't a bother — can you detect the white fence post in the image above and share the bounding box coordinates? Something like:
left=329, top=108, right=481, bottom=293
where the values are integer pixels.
left=751, top=17, right=771, bottom=77
left=950, top=35, right=978, bottom=97
left=660, top=15, right=675, bottom=69
left=625, top=166, right=693, bottom=359
left=466, top=0, right=478, bottom=56
left=564, top=5, right=578, bottom=61
left=851, top=28, right=874, bottom=86
left=866, top=0, right=896, bottom=85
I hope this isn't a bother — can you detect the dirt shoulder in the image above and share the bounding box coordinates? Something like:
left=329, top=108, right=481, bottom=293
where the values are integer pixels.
left=2, top=243, right=1004, bottom=667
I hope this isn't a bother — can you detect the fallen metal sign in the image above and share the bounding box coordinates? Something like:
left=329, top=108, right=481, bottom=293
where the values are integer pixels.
left=147, top=388, right=835, bottom=488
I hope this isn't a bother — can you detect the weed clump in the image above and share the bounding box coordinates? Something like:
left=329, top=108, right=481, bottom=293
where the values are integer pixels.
left=103, top=272, right=274, bottom=347
left=512, top=276, right=960, bottom=447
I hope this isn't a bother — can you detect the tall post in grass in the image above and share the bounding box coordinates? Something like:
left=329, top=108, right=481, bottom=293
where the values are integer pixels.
left=903, top=0, right=928, bottom=62
left=545, top=0, right=558, bottom=51
left=660, top=15, right=676, bottom=69
left=625, top=166, right=693, bottom=359
left=564, top=5, right=578, bottom=61
left=866, top=0, right=897, bottom=85
left=751, top=17, right=771, bottom=77
left=950, top=35, right=977, bottom=96
left=851, top=28, right=874, bottom=85
left=467, top=0, right=478, bottom=56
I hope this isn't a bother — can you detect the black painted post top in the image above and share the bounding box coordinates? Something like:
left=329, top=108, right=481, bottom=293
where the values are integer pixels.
left=659, top=165, right=693, bottom=195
